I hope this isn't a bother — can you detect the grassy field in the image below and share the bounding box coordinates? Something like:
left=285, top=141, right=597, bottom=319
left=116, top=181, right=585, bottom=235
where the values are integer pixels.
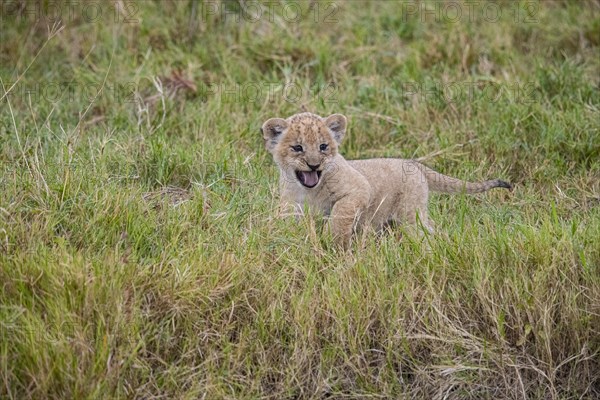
left=1, top=0, right=599, bottom=398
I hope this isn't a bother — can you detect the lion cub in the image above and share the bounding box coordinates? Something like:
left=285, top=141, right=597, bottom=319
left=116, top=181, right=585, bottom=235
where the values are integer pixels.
left=262, top=112, right=512, bottom=247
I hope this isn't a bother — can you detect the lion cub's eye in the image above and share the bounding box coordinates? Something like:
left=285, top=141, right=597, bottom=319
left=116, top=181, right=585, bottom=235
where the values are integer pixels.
left=320, top=143, right=328, bottom=151
left=291, top=145, right=303, bottom=152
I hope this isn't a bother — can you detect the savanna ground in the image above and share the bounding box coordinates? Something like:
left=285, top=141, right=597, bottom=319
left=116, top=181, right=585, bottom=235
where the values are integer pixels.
left=1, top=0, right=599, bottom=398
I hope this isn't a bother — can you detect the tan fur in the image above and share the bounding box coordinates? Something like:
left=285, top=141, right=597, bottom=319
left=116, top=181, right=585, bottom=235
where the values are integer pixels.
left=262, top=112, right=512, bottom=247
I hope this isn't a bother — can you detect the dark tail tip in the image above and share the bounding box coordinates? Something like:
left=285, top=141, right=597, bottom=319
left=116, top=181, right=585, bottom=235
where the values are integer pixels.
left=496, top=180, right=513, bottom=192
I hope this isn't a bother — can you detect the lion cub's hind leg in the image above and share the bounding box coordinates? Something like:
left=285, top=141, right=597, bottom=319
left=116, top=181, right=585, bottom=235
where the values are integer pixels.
left=394, top=192, right=434, bottom=236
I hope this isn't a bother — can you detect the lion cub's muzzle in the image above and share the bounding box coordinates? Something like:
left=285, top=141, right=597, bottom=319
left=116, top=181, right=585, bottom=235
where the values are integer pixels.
left=296, top=170, right=322, bottom=188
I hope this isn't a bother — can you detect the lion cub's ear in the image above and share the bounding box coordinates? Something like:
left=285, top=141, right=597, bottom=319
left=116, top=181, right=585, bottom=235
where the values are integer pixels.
left=324, top=114, right=347, bottom=144
left=261, top=118, right=289, bottom=152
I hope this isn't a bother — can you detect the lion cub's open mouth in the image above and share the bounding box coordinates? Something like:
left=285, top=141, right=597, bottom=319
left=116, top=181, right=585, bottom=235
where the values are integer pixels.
left=296, top=170, right=322, bottom=188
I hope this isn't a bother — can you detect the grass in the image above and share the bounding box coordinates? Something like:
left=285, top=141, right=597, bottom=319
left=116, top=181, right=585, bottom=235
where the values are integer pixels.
left=1, top=0, right=599, bottom=398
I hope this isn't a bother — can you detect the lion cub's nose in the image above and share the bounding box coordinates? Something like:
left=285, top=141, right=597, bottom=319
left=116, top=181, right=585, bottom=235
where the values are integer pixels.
left=307, top=163, right=320, bottom=171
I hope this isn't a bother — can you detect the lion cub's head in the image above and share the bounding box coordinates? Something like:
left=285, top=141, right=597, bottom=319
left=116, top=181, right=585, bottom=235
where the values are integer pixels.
left=261, top=112, right=346, bottom=189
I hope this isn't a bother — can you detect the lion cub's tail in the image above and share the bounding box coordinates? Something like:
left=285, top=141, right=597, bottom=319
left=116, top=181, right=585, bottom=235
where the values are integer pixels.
left=418, top=164, right=513, bottom=194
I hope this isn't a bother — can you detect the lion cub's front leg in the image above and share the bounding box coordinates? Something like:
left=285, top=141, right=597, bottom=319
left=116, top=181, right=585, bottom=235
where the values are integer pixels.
left=329, top=194, right=369, bottom=248
left=277, top=180, right=305, bottom=218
